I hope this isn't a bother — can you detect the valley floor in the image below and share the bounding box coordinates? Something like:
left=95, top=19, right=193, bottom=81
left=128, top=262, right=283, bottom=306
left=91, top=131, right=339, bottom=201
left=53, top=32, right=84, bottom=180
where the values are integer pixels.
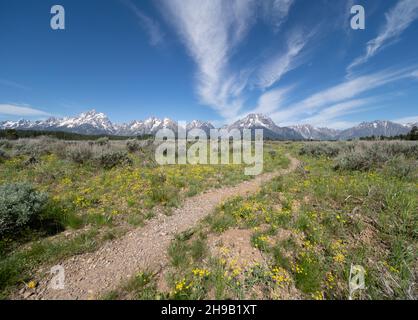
left=0, top=139, right=417, bottom=300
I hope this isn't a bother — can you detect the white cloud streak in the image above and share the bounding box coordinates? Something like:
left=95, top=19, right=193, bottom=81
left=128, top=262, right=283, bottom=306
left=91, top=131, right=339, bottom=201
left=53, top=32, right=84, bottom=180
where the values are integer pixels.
left=0, top=104, right=51, bottom=117
left=0, top=79, right=30, bottom=91
left=257, top=29, right=312, bottom=89
left=348, top=0, right=418, bottom=71
left=296, top=98, right=375, bottom=127
left=270, top=67, right=417, bottom=125
left=393, top=115, right=418, bottom=124
left=261, top=0, right=294, bottom=32
left=122, top=0, right=165, bottom=46
left=252, top=86, right=293, bottom=115
left=160, top=0, right=257, bottom=119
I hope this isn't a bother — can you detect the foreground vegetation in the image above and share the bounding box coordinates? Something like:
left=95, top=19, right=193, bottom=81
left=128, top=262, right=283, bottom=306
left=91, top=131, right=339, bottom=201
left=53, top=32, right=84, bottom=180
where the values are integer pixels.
left=0, top=136, right=285, bottom=298
left=108, top=141, right=417, bottom=300
left=0, top=136, right=417, bottom=299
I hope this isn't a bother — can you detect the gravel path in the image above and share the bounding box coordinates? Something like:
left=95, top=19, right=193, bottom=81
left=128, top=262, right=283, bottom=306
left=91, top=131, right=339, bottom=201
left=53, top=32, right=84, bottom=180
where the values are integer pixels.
left=27, top=155, right=299, bottom=300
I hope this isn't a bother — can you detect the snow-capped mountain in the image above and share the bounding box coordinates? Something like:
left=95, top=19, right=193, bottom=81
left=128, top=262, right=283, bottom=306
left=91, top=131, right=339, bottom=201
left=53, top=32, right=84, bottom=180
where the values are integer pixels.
left=119, top=117, right=178, bottom=135
left=291, top=121, right=415, bottom=140
left=57, top=110, right=115, bottom=133
left=291, top=124, right=340, bottom=140
left=0, top=110, right=116, bottom=135
left=0, top=110, right=416, bottom=140
left=186, top=120, right=215, bottom=135
left=338, top=120, right=412, bottom=140
left=1, top=110, right=198, bottom=136
left=228, top=114, right=304, bottom=140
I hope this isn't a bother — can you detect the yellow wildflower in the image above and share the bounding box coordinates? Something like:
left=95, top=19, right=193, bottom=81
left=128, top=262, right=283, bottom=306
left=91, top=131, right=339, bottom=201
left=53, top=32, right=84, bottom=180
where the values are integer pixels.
left=333, top=253, right=345, bottom=264
left=312, top=291, right=324, bottom=300
left=27, top=281, right=37, bottom=289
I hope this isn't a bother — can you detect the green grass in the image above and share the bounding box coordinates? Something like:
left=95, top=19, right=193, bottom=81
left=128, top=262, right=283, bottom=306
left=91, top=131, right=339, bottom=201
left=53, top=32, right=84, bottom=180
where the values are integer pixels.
left=3, top=139, right=416, bottom=300
left=143, top=141, right=418, bottom=300
left=0, top=229, right=99, bottom=298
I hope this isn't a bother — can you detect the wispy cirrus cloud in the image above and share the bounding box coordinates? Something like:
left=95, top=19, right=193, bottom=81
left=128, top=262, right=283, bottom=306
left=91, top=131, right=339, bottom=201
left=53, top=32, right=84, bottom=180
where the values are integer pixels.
left=158, top=0, right=307, bottom=121
left=159, top=0, right=257, bottom=119
left=270, top=67, right=417, bottom=125
left=0, top=104, right=51, bottom=117
left=348, top=0, right=418, bottom=71
left=260, top=0, right=294, bottom=32
left=121, top=0, right=165, bottom=46
left=251, top=86, right=294, bottom=115
left=0, top=78, right=31, bottom=91
left=296, top=98, right=377, bottom=128
left=393, top=115, right=418, bottom=124
left=257, top=28, right=313, bottom=89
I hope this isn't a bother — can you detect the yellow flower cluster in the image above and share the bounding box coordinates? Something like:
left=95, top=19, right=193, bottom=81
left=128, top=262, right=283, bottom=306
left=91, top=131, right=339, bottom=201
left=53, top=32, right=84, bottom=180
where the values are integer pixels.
left=27, top=280, right=37, bottom=289
left=222, top=258, right=242, bottom=279
left=192, top=268, right=210, bottom=278
left=291, top=263, right=305, bottom=275
left=331, top=240, right=347, bottom=265
left=325, top=272, right=335, bottom=290
left=174, top=278, right=192, bottom=293
left=73, top=195, right=89, bottom=208
left=270, top=267, right=291, bottom=288
left=234, top=200, right=266, bottom=220
left=311, top=291, right=324, bottom=300
left=60, top=177, right=72, bottom=186
left=383, top=261, right=399, bottom=274
left=258, top=235, right=268, bottom=243
left=335, top=213, right=347, bottom=224
left=333, top=253, right=345, bottom=264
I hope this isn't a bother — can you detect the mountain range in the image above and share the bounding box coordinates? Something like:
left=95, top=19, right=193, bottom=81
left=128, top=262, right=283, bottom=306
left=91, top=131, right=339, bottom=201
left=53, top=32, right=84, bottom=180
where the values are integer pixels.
left=0, top=110, right=416, bottom=140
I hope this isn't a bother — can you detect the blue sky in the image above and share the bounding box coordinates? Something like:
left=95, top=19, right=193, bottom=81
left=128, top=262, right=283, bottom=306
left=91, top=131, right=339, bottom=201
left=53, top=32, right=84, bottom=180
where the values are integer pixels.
left=0, top=0, right=417, bottom=128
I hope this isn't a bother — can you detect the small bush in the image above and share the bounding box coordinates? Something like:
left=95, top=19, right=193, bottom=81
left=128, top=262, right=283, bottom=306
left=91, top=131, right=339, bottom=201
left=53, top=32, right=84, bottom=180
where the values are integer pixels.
left=12, top=137, right=66, bottom=158
left=24, top=155, right=38, bottom=166
left=299, top=143, right=342, bottom=158
left=0, top=183, right=48, bottom=237
left=384, top=157, right=417, bottom=180
left=97, top=151, right=133, bottom=169
left=126, top=140, right=141, bottom=153
left=96, top=137, right=109, bottom=146
left=334, top=150, right=387, bottom=171
left=0, top=149, right=9, bottom=162
left=333, top=142, right=418, bottom=171
left=0, top=140, right=12, bottom=149
left=268, top=150, right=277, bottom=159
left=66, top=144, right=93, bottom=164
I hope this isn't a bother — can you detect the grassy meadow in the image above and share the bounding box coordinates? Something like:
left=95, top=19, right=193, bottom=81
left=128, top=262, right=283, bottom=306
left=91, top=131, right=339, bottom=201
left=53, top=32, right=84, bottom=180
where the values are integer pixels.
left=0, top=136, right=417, bottom=300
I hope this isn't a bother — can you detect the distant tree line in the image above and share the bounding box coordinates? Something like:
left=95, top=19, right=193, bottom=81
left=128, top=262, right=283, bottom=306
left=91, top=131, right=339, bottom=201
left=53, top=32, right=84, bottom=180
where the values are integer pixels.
left=0, top=129, right=153, bottom=141
left=1, top=126, right=417, bottom=142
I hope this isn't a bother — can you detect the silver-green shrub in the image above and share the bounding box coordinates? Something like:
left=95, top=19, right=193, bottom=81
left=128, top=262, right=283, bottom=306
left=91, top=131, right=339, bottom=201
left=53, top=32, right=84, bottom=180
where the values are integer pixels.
left=0, top=183, right=48, bottom=236
left=97, top=151, right=133, bottom=169
left=0, top=149, right=9, bottom=162
left=66, top=144, right=94, bottom=164
left=334, top=141, right=418, bottom=171
left=126, top=139, right=142, bottom=153
left=96, top=137, right=109, bottom=146
left=299, top=143, right=343, bottom=158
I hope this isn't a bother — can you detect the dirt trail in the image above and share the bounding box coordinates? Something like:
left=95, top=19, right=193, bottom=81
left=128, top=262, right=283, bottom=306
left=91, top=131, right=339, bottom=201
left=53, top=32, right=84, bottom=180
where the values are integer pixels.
left=26, top=155, right=299, bottom=300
